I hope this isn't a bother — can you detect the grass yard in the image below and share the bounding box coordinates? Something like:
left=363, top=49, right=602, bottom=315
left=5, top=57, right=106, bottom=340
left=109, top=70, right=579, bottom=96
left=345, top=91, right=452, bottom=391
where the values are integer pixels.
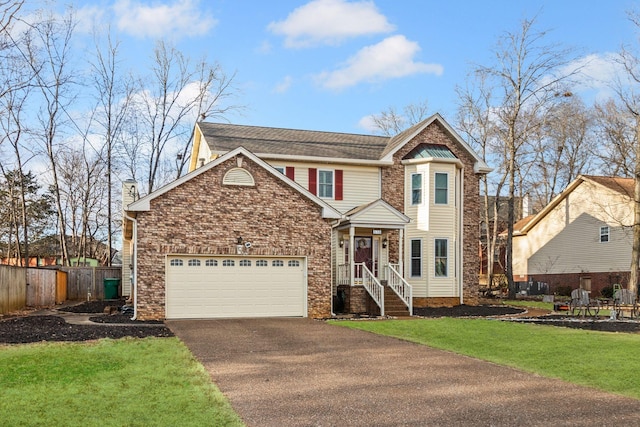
left=0, top=337, right=243, bottom=427
left=333, top=318, right=640, bottom=399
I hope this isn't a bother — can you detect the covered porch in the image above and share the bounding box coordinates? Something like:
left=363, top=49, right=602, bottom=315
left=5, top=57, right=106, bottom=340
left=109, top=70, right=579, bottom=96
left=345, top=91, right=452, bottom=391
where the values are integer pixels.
left=333, top=200, right=411, bottom=317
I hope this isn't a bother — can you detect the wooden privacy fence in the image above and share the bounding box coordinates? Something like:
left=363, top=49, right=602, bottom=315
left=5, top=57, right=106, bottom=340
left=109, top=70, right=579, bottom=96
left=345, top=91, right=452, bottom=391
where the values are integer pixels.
left=0, top=265, right=27, bottom=315
left=26, top=269, right=67, bottom=307
left=62, top=267, right=122, bottom=301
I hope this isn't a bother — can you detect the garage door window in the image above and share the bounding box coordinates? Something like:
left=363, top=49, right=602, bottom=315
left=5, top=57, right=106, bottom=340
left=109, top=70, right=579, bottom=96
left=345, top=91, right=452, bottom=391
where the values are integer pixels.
left=223, top=259, right=235, bottom=266
left=170, top=259, right=183, bottom=266
left=240, top=259, right=251, bottom=266
left=205, top=259, right=218, bottom=267
left=272, top=260, right=284, bottom=267
left=288, top=260, right=300, bottom=267
left=188, top=259, right=201, bottom=267
left=256, top=260, right=268, bottom=266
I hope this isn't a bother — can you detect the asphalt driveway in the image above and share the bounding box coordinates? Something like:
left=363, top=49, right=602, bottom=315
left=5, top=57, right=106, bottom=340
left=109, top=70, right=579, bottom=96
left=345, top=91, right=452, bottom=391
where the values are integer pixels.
left=167, top=318, right=640, bottom=426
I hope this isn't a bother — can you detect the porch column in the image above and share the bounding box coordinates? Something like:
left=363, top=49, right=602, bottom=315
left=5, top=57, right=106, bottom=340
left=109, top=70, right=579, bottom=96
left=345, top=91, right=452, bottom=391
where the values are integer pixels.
left=349, top=226, right=355, bottom=286
left=399, top=228, right=404, bottom=276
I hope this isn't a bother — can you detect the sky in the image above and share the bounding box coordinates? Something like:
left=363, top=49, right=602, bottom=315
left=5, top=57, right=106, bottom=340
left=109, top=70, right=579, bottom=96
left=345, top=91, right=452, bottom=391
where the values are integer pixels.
left=24, top=0, right=640, bottom=135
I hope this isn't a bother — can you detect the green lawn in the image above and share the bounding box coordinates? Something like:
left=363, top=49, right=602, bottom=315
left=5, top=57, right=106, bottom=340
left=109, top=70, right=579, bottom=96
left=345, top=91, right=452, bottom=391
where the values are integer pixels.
left=333, top=318, right=640, bottom=399
left=0, top=338, right=243, bottom=427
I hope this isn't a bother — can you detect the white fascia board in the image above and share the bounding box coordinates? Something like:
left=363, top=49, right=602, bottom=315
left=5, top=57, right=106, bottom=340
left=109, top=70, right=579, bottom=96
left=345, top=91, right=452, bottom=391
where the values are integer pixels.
left=401, top=157, right=464, bottom=168
left=213, top=151, right=393, bottom=167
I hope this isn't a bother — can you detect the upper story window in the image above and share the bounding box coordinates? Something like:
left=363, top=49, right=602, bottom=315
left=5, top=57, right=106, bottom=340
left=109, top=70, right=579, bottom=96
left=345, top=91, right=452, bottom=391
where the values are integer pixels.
left=274, top=167, right=285, bottom=174
left=435, top=173, right=448, bottom=204
left=600, top=226, right=610, bottom=243
left=411, top=173, right=422, bottom=205
left=318, top=170, right=334, bottom=198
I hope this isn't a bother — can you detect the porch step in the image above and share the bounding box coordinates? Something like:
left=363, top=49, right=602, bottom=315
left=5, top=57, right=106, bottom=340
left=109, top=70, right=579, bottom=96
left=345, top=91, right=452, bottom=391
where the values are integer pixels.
left=384, top=286, right=410, bottom=317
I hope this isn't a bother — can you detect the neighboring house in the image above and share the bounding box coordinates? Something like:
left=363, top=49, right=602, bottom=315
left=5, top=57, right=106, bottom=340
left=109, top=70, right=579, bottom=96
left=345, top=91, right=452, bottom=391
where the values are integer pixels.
left=511, top=175, right=633, bottom=296
left=122, top=113, right=491, bottom=320
left=0, top=235, right=115, bottom=267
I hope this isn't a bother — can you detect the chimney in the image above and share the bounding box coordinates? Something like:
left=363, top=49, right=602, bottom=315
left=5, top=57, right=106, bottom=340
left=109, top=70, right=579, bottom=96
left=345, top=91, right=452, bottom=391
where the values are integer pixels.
left=122, top=179, right=138, bottom=210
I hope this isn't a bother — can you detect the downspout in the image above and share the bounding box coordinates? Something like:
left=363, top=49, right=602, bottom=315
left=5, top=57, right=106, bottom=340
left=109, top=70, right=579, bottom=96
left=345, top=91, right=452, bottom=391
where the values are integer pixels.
left=458, top=168, right=464, bottom=305
left=124, top=213, right=138, bottom=320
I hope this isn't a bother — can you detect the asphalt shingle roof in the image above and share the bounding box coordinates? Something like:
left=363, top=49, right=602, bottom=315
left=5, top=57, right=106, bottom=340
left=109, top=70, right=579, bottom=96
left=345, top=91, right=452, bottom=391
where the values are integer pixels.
left=198, top=122, right=390, bottom=161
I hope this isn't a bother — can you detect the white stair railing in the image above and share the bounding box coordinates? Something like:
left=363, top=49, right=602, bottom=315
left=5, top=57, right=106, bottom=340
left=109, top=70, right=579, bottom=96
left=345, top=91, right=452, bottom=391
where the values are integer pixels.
left=359, top=263, right=384, bottom=316
left=386, top=264, right=412, bottom=316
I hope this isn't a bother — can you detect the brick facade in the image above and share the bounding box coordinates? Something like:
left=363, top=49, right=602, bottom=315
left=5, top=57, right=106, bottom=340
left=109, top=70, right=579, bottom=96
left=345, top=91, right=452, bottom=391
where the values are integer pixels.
left=133, top=155, right=333, bottom=320
left=381, top=121, right=481, bottom=306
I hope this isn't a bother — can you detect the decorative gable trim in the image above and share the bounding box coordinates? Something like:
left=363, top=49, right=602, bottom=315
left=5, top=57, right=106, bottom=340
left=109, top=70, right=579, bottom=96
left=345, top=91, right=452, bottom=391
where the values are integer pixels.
left=338, top=199, right=410, bottom=230
left=222, top=168, right=255, bottom=186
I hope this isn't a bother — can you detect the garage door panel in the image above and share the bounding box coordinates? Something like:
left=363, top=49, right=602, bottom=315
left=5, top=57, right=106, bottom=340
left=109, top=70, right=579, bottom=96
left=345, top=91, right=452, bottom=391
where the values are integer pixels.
left=166, top=256, right=306, bottom=319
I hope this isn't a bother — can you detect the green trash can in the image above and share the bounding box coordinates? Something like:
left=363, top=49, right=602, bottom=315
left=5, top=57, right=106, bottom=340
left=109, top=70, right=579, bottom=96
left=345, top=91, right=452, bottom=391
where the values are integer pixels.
left=104, top=278, right=120, bottom=300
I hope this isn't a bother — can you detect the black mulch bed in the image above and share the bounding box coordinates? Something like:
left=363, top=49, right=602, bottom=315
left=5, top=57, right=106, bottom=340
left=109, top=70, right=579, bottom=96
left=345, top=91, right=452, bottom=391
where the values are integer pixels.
left=505, top=316, right=640, bottom=333
left=0, top=300, right=173, bottom=344
left=413, top=304, right=525, bottom=317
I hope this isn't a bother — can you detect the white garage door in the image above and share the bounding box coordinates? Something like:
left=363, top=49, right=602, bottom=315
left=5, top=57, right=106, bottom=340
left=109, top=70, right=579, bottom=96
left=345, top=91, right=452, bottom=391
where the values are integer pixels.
left=165, top=255, right=306, bottom=319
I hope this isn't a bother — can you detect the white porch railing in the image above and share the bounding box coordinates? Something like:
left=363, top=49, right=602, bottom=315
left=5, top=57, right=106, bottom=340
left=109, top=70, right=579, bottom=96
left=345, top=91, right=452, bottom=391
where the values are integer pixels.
left=386, top=264, right=412, bottom=316
left=337, top=263, right=349, bottom=285
left=360, top=263, right=384, bottom=316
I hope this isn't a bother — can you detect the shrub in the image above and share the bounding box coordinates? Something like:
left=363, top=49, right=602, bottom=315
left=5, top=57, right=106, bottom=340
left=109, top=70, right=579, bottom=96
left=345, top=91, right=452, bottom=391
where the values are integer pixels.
left=600, top=286, right=614, bottom=299
left=555, top=285, right=572, bottom=297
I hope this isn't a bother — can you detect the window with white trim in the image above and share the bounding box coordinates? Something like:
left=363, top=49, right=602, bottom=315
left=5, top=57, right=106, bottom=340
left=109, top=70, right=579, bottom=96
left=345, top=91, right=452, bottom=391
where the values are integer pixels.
left=435, top=239, right=448, bottom=277
left=410, top=239, right=422, bottom=277
left=411, top=173, right=422, bottom=205
left=318, top=170, right=334, bottom=198
left=188, top=259, right=201, bottom=267
left=600, top=226, right=610, bottom=243
left=170, top=259, right=183, bottom=266
left=435, top=173, right=448, bottom=204
left=274, top=167, right=285, bottom=174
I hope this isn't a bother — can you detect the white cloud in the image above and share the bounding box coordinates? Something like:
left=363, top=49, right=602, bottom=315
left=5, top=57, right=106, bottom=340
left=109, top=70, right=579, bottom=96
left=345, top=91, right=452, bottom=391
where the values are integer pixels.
left=357, top=114, right=378, bottom=133
left=113, top=0, right=217, bottom=39
left=273, top=76, right=293, bottom=93
left=315, top=35, right=443, bottom=90
left=268, top=0, right=395, bottom=48
left=74, top=5, right=108, bottom=34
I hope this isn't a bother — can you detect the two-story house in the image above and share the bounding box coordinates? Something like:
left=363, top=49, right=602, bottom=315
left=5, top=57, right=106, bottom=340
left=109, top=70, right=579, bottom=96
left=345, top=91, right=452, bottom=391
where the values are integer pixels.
left=121, top=113, right=490, bottom=320
left=511, top=175, right=634, bottom=296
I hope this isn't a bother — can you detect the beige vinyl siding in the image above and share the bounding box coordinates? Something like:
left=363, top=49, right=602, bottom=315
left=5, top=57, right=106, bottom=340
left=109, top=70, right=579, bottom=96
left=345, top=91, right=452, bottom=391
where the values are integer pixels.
left=405, top=163, right=459, bottom=298
left=122, top=240, right=132, bottom=296
left=267, top=161, right=380, bottom=213
left=513, top=180, right=633, bottom=276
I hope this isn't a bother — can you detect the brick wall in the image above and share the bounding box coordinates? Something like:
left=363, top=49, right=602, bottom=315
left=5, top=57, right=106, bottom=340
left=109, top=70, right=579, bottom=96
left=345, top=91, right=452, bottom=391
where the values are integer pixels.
left=133, top=155, right=333, bottom=320
left=381, top=120, right=481, bottom=305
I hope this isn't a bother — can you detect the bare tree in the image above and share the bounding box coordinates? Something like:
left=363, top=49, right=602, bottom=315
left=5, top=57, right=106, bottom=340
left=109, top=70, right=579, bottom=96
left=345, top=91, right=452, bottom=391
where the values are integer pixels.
left=90, top=30, right=134, bottom=266
left=368, top=100, right=429, bottom=136
left=129, top=40, right=239, bottom=193
left=614, top=9, right=640, bottom=296
left=24, top=9, right=77, bottom=266
left=470, top=16, right=578, bottom=290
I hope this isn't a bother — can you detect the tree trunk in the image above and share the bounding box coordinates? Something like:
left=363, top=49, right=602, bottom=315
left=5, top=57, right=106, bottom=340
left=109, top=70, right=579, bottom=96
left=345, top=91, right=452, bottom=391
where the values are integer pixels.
left=629, top=117, right=640, bottom=297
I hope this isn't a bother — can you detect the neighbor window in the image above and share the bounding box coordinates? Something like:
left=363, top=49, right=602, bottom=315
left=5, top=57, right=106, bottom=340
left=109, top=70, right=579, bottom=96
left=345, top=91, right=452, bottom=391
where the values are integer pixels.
left=435, top=239, right=448, bottom=277
left=410, top=239, right=422, bottom=277
left=435, top=173, right=448, bottom=204
left=411, top=173, right=422, bottom=205
left=318, top=170, right=334, bottom=198
left=600, top=226, right=610, bottom=243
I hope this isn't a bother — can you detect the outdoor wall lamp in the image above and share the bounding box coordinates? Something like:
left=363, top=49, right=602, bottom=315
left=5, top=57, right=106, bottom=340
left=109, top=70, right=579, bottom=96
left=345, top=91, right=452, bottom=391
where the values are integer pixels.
left=382, top=238, right=388, bottom=248
left=339, top=238, right=344, bottom=247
